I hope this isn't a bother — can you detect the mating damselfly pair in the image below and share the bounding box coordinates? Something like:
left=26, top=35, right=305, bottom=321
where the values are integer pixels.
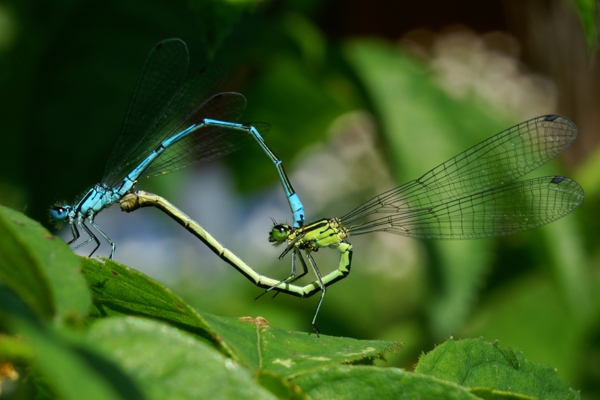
left=52, top=39, right=584, bottom=335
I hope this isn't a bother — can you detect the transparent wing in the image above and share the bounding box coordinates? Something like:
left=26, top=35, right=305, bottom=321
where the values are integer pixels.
left=346, top=176, right=583, bottom=239
left=102, top=40, right=229, bottom=186
left=102, top=38, right=189, bottom=185
left=143, top=95, right=272, bottom=177
left=343, top=115, right=578, bottom=226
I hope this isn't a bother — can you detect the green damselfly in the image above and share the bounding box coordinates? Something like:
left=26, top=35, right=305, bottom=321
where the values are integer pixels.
left=267, top=115, right=583, bottom=334
left=123, top=115, right=584, bottom=335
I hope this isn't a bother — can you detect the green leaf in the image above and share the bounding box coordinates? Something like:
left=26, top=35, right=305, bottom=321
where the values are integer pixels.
left=257, top=369, right=310, bottom=400
left=541, top=217, right=591, bottom=324
left=282, top=12, right=327, bottom=67
left=81, top=256, right=400, bottom=377
left=0, top=285, right=144, bottom=400
left=0, top=332, right=34, bottom=362
left=572, top=0, right=598, bottom=57
left=460, top=273, right=586, bottom=384
left=81, top=257, right=236, bottom=359
left=294, top=365, right=480, bottom=400
left=0, top=205, right=90, bottom=324
left=198, top=313, right=401, bottom=377
left=415, top=337, right=580, bottom=400
left=87, top=316, right=279, bottom=400
left=469, top=387, right=537, bottom=400
left=188, top=0, right=261, bottom=58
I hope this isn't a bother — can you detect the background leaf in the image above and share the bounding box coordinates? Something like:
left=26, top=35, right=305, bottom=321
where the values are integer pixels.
left=0, top=204, right=90, bottom=324
left=200, top=313, right=400, bottom=376
left=81, top=257, right=235, bottom=358
left=415, top=337, right=580, bottom=400
left=572, top=0, right=598, bottom=57
left=82, top=255, right=399, bottom=373
left=0, top=285, right=144, bottom=400
left=188, top=0, right=260, bottom=58
left=87, top=316, right=282, bottom=400
left=294, top=365, right=480, bottom=400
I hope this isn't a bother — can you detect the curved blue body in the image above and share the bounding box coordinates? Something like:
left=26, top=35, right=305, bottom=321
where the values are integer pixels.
left=51, top=39, right=305, bottom=258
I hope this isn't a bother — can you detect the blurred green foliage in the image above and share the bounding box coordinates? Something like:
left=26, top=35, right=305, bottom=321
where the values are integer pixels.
left=573, top=0, right=598, bottom=57
left=0, top=0, right=599, bottom=398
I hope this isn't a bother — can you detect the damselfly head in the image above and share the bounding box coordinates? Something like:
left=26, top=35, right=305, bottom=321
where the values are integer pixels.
left=269, top=224, right=292, bottom=245
left=49, top=205, right=71, bottom=225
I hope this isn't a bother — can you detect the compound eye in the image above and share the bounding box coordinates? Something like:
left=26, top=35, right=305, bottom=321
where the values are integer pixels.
left=50, top=206, right=68, bottom=221
left=269, top=224, right=291, bottom=243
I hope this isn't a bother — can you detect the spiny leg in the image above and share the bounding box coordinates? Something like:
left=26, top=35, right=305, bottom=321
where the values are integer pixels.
left=67, top=218, right=80, bottom=245
left=285, top=250, right=310, bottom=285
left=305, top=251, right=325, bottom=336
left=274, top=250, right=310, bottom=297
left=285, top=242, right=354, bottom=299
left=257, top=243, right=354, bottom=335
left=90, top=216, right=116, bottom=259
left=292, top=242, right=354, bottom=333
left=71, top=220, right=94, bottom=249
left=255, top=255, right=301, bottom=298
left=72, top=219, right=101, bottom=256
left=258, top=249, right=310, bottom=299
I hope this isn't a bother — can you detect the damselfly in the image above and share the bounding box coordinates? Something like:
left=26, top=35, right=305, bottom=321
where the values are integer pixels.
left=50, top=38, right=305, bottom=258
left=267, top=115, right=584, bottom=334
